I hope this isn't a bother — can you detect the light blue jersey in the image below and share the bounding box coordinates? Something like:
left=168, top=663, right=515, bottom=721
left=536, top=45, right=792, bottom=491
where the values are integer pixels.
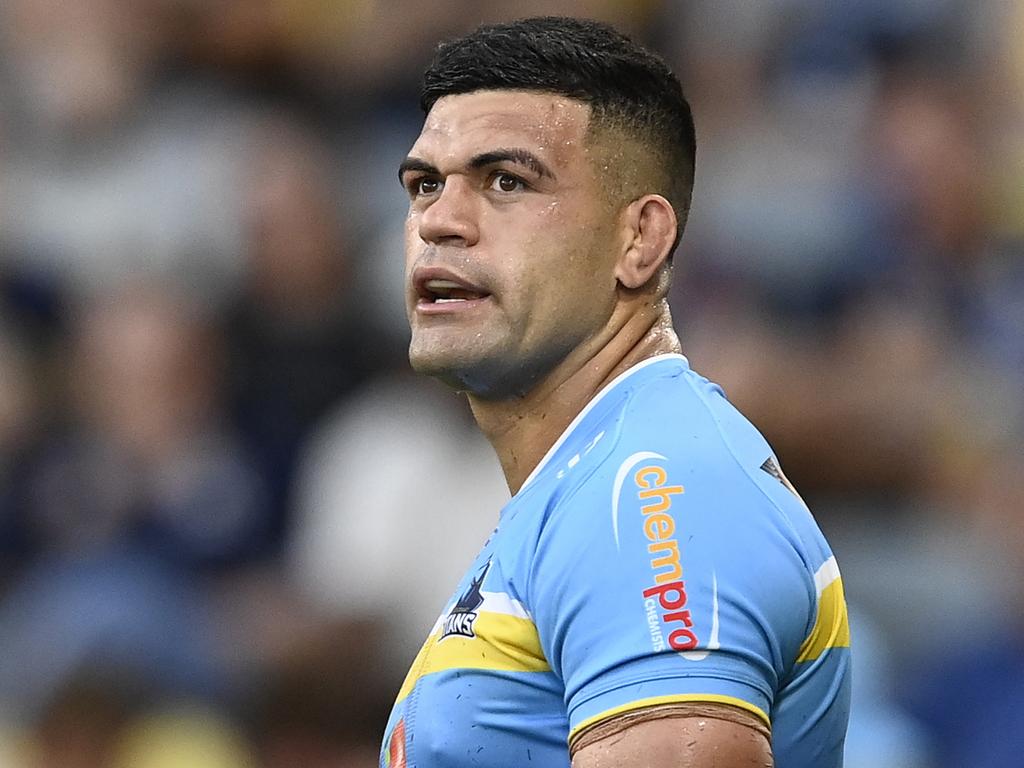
left=381, top=354, right=851, bottom=767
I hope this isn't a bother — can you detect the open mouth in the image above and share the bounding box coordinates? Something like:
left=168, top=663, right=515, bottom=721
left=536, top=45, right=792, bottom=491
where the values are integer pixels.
left=417, top=278, right=491, bottom=308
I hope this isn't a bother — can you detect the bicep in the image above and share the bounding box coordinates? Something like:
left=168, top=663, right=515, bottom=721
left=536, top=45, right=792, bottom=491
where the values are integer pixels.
left=571, top=703, right=773, bottom=768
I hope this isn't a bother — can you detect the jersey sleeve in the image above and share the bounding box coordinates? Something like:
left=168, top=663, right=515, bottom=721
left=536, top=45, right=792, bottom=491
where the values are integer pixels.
left=527, top=414, right=817, bottom=744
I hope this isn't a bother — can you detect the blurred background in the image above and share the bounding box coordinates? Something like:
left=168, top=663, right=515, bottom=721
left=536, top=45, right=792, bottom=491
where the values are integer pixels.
left=0, top=0, right=1021, bottom=766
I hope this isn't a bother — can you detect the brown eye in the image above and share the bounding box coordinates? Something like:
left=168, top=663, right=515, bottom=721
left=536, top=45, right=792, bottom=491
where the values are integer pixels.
left=416, top=178, right=441, bottom=195
left=491, top=173, right=525, bottom=193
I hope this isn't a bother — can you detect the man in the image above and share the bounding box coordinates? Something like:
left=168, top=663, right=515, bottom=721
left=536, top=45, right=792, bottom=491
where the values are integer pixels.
left=383, top=16, right=851, bottom=768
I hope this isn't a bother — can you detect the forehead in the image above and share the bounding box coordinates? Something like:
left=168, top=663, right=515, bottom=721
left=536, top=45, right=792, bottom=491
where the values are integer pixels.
left=410, top=90, right=592, bottom=166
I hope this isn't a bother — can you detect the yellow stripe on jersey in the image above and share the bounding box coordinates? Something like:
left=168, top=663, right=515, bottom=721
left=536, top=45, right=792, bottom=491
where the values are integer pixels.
left=395, top=611, right=550, bottom=703
left=569, top=693, right=771, bottom=745
left=796, top=557, right=850, bottom=663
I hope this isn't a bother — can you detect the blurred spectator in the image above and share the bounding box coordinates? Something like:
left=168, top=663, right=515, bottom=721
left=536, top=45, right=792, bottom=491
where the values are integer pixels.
left=20, top=669, right=254, bottom=768
left=170, top=0, right=652, bottom=101
left=111, top=704, right=256, bottom=768
left=0, top=284, right=269, bottom=727
left=0, top=551, right=223, bottom=724
left=0, top=318, right=39, bottom=560
left=246, top=618, right=395, bottom=768
left=0, top=0, right=158, bottom=134
left=903, top=598, right=1024, bottom=768
left=17, top=284, right=272, bottom=568
left=844, top=611, right=933, bottom=768
left=222, top=117, right=398, bottom=544
left=896, top=447, right=1024, bottom=768
left=28, top=668, right=139, bottom=768
left=287, top=373, right=508, bottom=665
left=0, top=0, right=252, bottom=308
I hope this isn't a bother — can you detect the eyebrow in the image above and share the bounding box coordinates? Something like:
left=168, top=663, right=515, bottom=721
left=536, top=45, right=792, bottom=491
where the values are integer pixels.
left=468, top=149, right=555, bottom=180
left=398, top=157, right=438, bottom=182
left=398, top=148, right=556, bottom=183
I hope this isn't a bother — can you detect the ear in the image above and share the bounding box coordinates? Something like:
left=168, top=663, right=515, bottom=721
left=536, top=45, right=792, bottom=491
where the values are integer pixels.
left=614, top=195, right=678, bottom=290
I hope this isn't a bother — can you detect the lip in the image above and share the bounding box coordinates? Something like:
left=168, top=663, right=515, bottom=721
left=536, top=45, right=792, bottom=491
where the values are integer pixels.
left=415, top=295, right=493, bottom=315
left=411, top=266, right=492, bottom=315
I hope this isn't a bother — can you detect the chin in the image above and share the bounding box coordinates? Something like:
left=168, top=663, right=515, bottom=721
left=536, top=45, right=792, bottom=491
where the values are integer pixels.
left=408, top=352, right=463, bottom=388
left=409, top=342, right=470, bottom=380
left=407, top=344, right=516, bottom=398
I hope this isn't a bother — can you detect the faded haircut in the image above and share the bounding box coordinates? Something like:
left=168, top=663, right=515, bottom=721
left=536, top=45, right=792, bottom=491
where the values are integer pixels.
left=420, top=16, right=696, bottom=241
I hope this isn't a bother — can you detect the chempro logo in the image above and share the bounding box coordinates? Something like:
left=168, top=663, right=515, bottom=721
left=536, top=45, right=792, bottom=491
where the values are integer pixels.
left=633, top=462, right=699, bottom=653
left=612, top=452, right=715, bottom=655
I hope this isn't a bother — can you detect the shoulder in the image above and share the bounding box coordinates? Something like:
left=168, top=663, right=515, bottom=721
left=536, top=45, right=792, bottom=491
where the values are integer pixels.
left=520, top=355, right=831, bottom=582
left=533, top=361, right=826, bottom=629
left=556, top=362, right=801, bottom=534
left=604, top=362, right=830, bottom=562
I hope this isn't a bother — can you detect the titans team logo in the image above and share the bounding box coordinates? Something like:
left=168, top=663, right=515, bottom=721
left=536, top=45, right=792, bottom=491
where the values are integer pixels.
left=440, top=561, right=491, bottom=640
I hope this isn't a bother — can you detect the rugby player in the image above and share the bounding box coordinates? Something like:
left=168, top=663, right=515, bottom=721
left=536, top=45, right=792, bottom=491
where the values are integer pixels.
left=383, top=16, right=851, bottom=768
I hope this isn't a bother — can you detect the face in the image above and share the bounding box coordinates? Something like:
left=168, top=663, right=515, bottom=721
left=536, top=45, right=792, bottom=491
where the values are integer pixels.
left=400, top=90, right=623, bottom=398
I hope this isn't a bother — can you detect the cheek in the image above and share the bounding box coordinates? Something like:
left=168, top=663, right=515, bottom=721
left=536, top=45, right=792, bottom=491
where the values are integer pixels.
left=535, top=205, right=611, bottom=282
left=519, top=201, right=585, bottom=259
left=516, top=210, right=612, bottom=307
left=403, top=214, right=421, bottom=270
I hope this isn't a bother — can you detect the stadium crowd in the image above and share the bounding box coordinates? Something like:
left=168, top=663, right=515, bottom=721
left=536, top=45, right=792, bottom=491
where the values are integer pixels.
left=0, top=1, right=1021, bottom=766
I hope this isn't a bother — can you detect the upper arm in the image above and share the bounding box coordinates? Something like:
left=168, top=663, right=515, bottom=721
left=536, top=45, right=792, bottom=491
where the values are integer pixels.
left=571, top=702, right=773, bottom=768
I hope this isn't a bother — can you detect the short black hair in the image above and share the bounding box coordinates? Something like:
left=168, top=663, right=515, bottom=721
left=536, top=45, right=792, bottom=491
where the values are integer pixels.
left=420, top=17, right=696, bottom=235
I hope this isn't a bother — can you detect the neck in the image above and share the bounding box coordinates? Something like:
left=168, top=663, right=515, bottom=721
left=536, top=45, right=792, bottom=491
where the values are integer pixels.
left=468, top=299, right=681, bottom=495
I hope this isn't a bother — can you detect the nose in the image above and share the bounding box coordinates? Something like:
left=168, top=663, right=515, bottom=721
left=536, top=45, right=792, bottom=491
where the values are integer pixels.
left=417, top=176, right=480, bottom=247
